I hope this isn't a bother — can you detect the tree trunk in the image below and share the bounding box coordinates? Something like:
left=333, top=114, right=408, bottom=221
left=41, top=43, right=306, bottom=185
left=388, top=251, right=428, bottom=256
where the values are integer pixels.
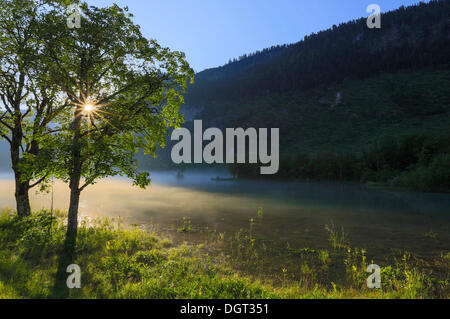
left=66, top=106, right=83, bottom=238
left=67, top=178, right=81, bottom=237
left=15, top=179, right=31, bottom=218
left=10, top=125, right=31, bottom=218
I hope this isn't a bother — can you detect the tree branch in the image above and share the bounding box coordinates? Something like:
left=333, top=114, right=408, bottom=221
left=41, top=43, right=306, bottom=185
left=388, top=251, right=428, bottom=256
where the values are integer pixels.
left=29, top=173, right=49, bottom=189
left=0, top=133, right=11, bottom=144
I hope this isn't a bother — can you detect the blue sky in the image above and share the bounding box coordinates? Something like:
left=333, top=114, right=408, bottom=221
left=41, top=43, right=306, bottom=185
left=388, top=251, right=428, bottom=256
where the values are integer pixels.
left=87, top=0, right=428, bottom=72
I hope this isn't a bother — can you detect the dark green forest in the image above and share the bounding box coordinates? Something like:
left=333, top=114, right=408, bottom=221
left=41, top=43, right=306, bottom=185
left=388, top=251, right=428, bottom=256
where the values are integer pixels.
left=188, top=1, right=449, bottom=101
left=173, top=0, right=450, bottom=192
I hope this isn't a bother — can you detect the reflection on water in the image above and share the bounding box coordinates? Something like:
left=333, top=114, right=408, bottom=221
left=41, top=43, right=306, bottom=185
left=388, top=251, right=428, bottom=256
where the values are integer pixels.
left=0, top=170, right=449, bottom=261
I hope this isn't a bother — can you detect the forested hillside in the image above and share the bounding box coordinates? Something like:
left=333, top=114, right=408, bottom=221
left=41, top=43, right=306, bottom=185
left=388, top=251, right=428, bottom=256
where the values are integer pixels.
left=187, top=1, right=449, bottom=104
left=164, top=0, right=449, bottom=191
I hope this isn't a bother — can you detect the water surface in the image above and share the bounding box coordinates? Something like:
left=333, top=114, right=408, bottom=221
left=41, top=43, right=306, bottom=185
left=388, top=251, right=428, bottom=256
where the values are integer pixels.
left=1, top=170, right=449, bottom=262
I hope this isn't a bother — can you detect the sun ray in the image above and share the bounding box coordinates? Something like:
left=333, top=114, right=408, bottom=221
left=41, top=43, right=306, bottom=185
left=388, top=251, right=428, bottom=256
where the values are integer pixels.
left=66, top=81, right=120, bottom=141
left=94, top=108, right=118, bottom=116
left=93, top=111, right=118, bottom=131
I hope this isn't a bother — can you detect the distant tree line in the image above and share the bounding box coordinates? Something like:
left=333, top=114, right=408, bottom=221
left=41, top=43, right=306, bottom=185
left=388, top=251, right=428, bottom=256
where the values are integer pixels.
left=230, top=133, right=450, bottom=193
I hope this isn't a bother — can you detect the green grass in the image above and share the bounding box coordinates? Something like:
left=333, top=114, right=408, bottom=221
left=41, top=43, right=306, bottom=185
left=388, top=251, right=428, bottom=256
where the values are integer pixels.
left=324, top=221, right=348, bottom=249
left=0, top=209, right=448, bottom=299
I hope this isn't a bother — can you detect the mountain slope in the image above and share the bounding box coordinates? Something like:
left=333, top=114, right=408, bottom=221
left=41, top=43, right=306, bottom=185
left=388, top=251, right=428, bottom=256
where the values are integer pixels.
left=184, top=0, right=450, bottom=153
left=165, top=0, right=450, bottom=191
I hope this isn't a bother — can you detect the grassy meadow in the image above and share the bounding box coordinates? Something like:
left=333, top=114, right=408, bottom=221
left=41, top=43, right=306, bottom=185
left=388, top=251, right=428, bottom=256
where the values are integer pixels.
left=0, top=209, right=448, bottom=299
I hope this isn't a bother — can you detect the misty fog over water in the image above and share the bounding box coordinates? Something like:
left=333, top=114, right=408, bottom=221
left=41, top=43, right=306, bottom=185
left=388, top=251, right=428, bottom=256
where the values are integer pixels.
left=1, top=169, right=449, bottom=261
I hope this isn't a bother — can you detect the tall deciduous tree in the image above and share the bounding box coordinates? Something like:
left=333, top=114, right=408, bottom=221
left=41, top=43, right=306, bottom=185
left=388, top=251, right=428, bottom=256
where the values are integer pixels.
left=43, top=2, right=193, bottom=238
left=0, top=0, right=70, bottom=217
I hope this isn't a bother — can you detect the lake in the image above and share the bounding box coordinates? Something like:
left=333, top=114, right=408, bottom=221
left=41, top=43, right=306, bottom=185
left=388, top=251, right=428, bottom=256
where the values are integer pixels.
left=1, top=170, right=449, bottom=265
